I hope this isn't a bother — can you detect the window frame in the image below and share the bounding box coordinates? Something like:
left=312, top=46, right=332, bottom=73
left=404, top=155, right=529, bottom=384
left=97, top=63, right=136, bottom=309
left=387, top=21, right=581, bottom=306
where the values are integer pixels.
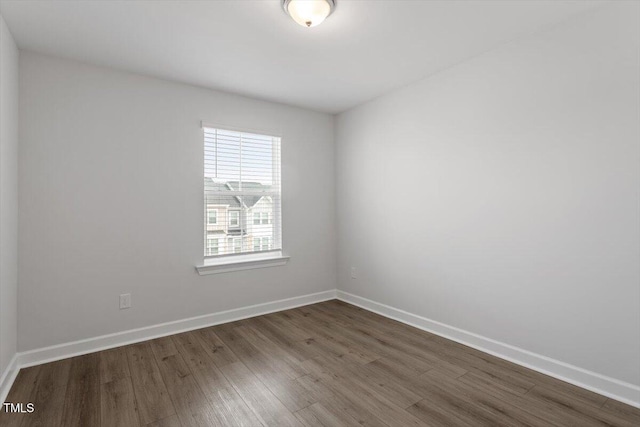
left=206, top=236, right=219, bottom=256
left=200, top=123, right=284, bottom=269
left=231, top=237, right=242, bottom=254
left=207, top=209, right=218, bottom=225
left=228, top=210, right=240, bottom=227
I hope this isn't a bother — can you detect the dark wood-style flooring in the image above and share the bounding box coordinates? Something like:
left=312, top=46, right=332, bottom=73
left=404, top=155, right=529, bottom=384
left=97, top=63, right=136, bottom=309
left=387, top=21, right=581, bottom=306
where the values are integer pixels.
left=1, top=300, right=639, bottom=426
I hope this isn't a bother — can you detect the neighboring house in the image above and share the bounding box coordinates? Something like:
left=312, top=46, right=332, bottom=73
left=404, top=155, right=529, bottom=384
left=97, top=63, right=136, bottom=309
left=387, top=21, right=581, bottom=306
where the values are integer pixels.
left=204, top=178, right=274, bottom=256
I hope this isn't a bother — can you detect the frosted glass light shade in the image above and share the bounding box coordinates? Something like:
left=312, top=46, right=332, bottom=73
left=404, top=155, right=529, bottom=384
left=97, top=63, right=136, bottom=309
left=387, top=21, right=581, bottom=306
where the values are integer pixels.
left=283, top=0, right=335, bottom=28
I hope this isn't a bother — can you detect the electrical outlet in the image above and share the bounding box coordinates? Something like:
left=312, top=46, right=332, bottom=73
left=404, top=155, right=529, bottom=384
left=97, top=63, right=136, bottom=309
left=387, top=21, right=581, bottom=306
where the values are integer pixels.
left=119, top=293, right=131, bottom=310
left=350, top=267, right=357, bottom=279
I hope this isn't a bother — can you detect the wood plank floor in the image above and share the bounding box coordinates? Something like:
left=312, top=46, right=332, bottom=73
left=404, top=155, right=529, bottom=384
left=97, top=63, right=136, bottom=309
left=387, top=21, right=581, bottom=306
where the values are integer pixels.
left=2, top=300, right=639, bottom=427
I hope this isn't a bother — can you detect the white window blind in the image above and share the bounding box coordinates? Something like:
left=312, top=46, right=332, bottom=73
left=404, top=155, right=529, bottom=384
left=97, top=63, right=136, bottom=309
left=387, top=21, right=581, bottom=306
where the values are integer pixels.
left=203, top=127, right=281, bottom=258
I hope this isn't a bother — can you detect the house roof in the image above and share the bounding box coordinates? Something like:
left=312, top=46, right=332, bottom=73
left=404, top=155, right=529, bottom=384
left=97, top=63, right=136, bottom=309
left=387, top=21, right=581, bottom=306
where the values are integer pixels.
left=204, top=178, right=271, bottom=209
left=226, top=181, right=272, bottom=208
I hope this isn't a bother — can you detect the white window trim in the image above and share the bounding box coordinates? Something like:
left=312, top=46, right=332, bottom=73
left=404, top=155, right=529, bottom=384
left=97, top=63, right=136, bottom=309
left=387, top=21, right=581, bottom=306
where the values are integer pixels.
left=207, top=209, right=218, bottom=225
left=196, top=251, right=290, bottom=275
left=206, top=237, right=220, bottom=256
left=230, top=237, right=242, bottom=253
left=229, top=211, right=240, bottom=227
left=200, top=123, right=283, bottom=270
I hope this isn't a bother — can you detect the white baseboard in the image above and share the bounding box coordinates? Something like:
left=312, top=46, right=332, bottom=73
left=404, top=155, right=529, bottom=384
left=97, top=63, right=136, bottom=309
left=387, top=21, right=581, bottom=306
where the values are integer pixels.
left=4, top=288, right=639, bottom=410
left=0, top=289, right=336, bottom=401
left=336, top=290, right=640, bottom=409
left=0, top=354, right=19, bottom=405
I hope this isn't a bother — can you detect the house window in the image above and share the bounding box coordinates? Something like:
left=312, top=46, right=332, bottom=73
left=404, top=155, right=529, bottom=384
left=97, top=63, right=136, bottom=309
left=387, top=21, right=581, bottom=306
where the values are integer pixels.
left=204, top=126, right=281, bottom=258
left=253, top=237, right=271, bottom=252
left=253, top=212, right=269, bottom=225
left=229, top=211, right=239, bottom=227
left=207, top=209, right=217, bottom=225
left=206, top=237, right=219, bottom=256
left=229, top=237, right=242, bottom=253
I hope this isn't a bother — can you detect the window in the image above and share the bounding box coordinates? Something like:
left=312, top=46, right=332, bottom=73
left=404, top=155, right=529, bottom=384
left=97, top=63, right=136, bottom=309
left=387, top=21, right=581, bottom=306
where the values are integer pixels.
left=207, top=209, right=218, bottom=225
left=253, top=237, right=271, bottom=252
left=229, top=211, right=240, bottom=227
left=204, top=127, right=281, bottom=257
left=253, top=212, right=269, bottom=225
left=206, top=237, right=219, bottom=256
left=229, top=237, right=242, bottom=253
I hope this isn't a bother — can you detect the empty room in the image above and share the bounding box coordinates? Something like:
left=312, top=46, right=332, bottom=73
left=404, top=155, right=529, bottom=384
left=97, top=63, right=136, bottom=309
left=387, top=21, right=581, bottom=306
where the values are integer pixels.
left=0, top=0, right=639, bottom=426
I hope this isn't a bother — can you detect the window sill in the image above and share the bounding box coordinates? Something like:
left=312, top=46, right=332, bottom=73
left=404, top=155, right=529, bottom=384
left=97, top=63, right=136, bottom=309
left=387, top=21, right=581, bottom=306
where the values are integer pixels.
left=196, top=252, right=290, bottom=275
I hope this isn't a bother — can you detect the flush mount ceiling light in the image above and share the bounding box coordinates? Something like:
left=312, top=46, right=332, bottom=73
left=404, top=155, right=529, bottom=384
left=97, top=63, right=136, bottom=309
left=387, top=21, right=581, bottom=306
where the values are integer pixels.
left=282, top=0, right=336, bottom=28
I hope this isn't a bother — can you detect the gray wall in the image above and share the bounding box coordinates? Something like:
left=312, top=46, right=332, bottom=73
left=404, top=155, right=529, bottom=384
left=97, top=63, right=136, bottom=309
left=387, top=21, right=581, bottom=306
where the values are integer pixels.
left=335, top=3, right=640, bottom=386
left=0, top=14, right=19, bottom=376
left=18, top=52, right=336, bottom=351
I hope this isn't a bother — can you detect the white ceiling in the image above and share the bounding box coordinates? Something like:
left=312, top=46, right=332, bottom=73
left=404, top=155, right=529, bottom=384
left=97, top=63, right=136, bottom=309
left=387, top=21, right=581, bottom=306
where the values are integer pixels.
left=0, top=0, right=604, bottom=113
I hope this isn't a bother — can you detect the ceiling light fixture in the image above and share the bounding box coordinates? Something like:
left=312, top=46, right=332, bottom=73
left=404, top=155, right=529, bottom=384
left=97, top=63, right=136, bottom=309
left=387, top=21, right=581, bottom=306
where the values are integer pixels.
left=282, top=0, right=336, bottom=28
